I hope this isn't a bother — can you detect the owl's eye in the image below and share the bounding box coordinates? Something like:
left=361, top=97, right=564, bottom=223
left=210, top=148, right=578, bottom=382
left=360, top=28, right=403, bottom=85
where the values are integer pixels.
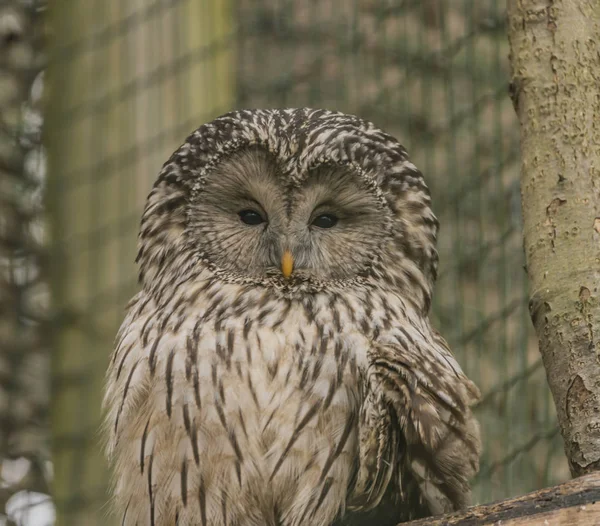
left=312, top=213, right=338, bottom=229
left=239, top=209, right=265, bottom=226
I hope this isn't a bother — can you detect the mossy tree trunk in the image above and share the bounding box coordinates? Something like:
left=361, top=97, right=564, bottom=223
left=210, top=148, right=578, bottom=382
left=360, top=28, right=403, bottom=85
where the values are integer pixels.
left=507, top=0, right=600, bottom=477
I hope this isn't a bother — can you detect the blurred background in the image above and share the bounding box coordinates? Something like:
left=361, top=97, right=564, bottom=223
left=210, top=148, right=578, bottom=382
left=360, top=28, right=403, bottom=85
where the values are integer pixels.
left=1, top=0, right=569, bottom=524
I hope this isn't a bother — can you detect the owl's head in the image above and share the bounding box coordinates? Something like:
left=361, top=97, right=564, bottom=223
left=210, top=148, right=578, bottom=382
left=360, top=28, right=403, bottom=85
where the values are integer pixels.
left=137, top=109, right=439, bottom=312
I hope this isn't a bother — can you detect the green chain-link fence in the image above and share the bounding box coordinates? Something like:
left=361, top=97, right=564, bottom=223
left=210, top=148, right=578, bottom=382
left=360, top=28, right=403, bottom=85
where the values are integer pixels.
left=1, top=0, right=570, bottom=524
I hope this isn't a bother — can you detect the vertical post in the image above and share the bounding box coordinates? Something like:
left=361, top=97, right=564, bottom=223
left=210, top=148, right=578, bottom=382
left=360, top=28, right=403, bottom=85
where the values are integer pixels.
left=46, top=1, right=117, bottom=522
left=186, top=0, right=236, bottom=120
left=46, top=1, right=235, bottom=524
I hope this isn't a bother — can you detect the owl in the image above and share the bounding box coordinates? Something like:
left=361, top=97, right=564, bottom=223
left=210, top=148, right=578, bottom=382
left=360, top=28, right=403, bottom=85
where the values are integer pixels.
left=104, top=108, right=481, bottom=526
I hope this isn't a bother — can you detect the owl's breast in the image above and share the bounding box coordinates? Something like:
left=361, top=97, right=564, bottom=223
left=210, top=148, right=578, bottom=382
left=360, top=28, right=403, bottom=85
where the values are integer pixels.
left=229, top=304, right=365, bottom=435
left=195, top=303, right=367, bottom=522
left=107, top=293, right=373, bottom=526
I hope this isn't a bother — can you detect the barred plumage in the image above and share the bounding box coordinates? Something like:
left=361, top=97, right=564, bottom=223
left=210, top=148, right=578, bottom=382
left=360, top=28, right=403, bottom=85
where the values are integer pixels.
left=104, top=108, right=481, bottom=526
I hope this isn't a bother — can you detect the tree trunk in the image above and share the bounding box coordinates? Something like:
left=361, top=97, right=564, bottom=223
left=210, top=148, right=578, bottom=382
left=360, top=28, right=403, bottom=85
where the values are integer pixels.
left=507, top=0, right=600, bottom=477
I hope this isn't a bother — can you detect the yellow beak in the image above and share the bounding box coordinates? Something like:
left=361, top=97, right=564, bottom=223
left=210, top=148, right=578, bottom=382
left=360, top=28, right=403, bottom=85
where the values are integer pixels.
left=281, top=250, right=294, bottom=278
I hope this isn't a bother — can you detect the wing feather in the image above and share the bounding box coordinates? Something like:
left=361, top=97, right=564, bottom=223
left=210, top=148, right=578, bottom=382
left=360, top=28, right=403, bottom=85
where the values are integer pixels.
left=347, top=328, right=480, bottom=522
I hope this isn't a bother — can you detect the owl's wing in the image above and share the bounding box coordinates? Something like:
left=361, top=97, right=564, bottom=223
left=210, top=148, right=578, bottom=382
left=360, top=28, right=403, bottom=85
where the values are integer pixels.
left=348, top=330, right=481, bottom=521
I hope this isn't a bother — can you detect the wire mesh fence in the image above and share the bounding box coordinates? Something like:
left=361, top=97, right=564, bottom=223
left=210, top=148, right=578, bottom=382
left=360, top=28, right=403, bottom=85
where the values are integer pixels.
left=1, top=0, right=569, bottom=524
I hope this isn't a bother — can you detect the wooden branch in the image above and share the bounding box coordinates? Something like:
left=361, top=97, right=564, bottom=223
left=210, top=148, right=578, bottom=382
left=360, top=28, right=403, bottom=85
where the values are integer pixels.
left=402, top=473, right=600, bottom=525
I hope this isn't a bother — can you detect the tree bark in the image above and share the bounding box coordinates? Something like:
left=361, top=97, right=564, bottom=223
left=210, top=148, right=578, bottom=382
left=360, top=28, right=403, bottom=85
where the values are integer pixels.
left=507, top=0, right=600, bottom=477
left=401, top=472, right=600, bottom=525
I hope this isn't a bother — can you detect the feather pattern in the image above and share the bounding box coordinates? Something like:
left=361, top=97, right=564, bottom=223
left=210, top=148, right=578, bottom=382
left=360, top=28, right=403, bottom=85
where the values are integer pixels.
left=104, top=108, right=480, bottom=526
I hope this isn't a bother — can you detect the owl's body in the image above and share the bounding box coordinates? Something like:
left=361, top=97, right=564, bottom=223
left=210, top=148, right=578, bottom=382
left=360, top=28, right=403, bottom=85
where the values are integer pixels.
left=104, top=108, right=481, bottom=526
